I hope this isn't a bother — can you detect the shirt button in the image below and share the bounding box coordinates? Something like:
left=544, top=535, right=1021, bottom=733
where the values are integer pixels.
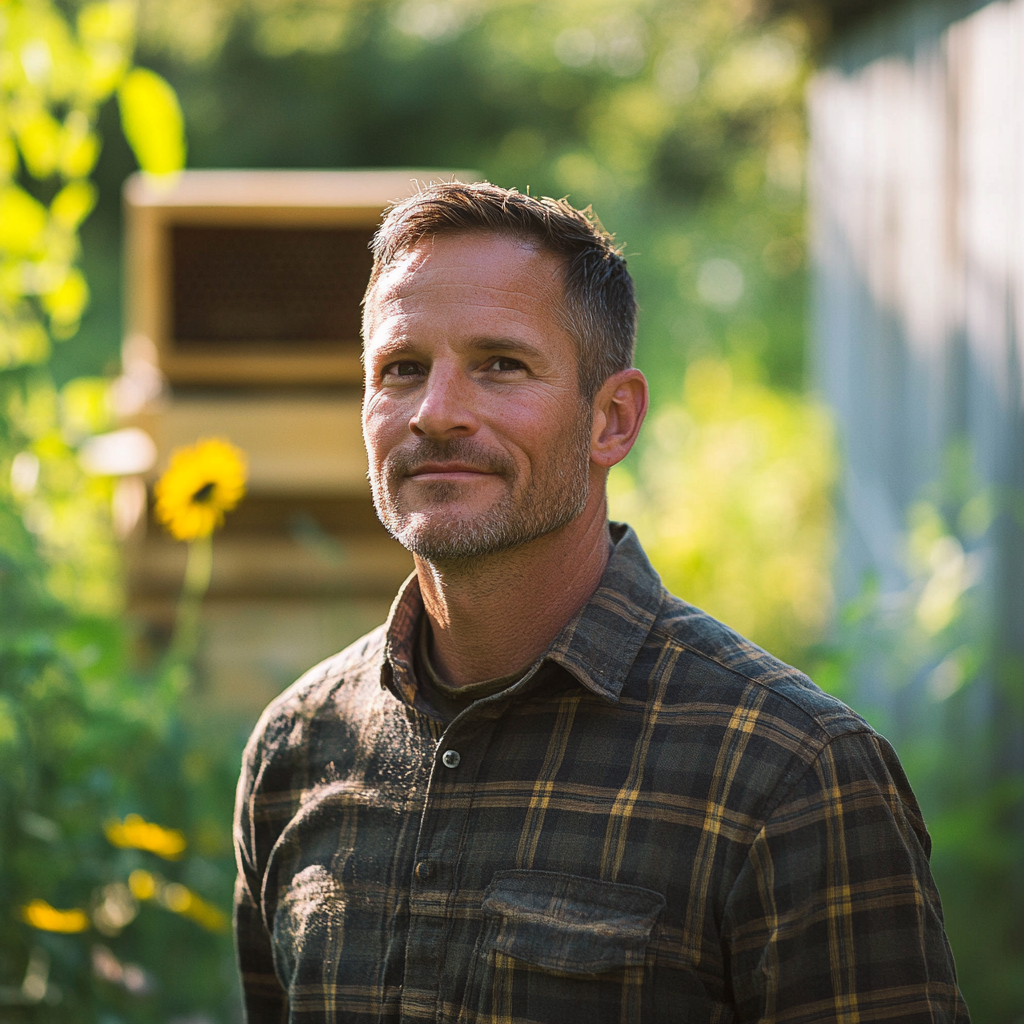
left=441, top=749, right=461, bottom=768
left=415, top=860, right=434, bottom=881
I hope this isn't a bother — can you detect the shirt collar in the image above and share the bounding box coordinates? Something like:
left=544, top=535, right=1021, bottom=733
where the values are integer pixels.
left=544, top=523, right=663, bottom=702
left=379, top=523, right=664, bottom=707
left=380, top=571, right=424, bottom=709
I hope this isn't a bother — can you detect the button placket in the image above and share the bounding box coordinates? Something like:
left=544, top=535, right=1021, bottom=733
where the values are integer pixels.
left=402, top=713, right=498, bottom=1021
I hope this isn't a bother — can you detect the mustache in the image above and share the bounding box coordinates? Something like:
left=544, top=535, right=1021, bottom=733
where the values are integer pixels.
left=384, top=437, right=515, bottom=477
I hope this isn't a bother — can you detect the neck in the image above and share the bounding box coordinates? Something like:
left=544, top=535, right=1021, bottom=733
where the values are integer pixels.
left=414, top=500, right=612, bottom=686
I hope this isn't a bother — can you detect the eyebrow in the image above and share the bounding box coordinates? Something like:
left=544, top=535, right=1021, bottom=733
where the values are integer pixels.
left=369, top=336, right=545, bottom=364
left=368, top=339, right=418, bottom=365
left=467, top=337, right=544, bottom=359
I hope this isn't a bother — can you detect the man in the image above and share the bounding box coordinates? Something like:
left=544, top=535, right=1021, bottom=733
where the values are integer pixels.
left=234, top=182, right=968, bottom=1023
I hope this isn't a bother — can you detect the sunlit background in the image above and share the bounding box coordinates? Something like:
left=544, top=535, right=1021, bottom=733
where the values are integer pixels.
left=1, top=0, right=1021, bottom=1020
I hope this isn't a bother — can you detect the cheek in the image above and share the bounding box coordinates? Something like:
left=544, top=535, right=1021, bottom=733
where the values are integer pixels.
left=509, top=394, right=584, bottom=444
left=498, top=412, right=583, bottom=474
left=362, top=401, right=402, bottom=468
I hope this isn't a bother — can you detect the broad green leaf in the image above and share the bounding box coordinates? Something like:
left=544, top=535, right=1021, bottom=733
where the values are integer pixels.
left=0, top=185, right=48, bottom=255
left=0, top=322, right=50, bottom=369
left=0, top=696, right=21, bottom=756
left=60, top=110, right=101, bottom=177
left=0, top=133, right=18, bottom=179
left=59, top=129, right=101, bottom=177
left=117, top=67, right=186, bottom=176
left=60, top=376, right=113, bottom=436
left=78, top=0, right=136, bottom=46
left=51, top=180, right=98, bottom=229
left=13, top=107, right=63, bottom=177
left=43, top=267, right=89, bottom=329
left=81, top=44, right=131, bottom=101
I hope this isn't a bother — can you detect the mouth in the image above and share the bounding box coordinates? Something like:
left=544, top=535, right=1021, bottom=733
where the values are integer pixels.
left=406, top=462, right=497, bottom=482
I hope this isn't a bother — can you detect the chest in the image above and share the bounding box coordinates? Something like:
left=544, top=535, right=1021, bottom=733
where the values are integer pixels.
left=260, top=690, right=758, bottom=1022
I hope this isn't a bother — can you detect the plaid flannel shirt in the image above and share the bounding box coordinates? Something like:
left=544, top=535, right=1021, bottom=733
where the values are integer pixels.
left=234, top=524, right=968, bottom=1024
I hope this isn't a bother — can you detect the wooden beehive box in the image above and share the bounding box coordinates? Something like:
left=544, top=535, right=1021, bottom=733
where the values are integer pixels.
left=120, top=169, right=472, bottom=719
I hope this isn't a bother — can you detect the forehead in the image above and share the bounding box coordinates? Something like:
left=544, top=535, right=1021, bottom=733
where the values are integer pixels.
left=364, top=232, right=568, bottom=339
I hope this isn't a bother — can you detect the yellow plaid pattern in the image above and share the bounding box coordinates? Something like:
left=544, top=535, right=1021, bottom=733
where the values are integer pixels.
left=234, top=525, right=969, bottom=1023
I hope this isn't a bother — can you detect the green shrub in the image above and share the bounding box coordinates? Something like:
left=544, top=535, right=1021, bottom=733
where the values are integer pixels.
left=1, top=4, right=239, bottom=1020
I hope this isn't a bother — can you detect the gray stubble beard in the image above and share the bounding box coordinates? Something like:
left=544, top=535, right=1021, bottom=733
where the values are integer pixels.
left=368, top=411, right=593, bottom=566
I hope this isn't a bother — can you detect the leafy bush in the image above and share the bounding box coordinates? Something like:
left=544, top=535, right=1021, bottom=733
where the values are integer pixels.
left=1, top=3, right=239, bottom=1020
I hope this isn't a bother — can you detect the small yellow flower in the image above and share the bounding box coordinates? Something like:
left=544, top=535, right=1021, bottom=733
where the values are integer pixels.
left=153, top=438, right=246, bottom=540
left=125, top=870, right=228, bottom=933
left=21, top=899, right=89, bottom=933
left=160, top=883, right=229, bottom=933
left=105, top=814, right=186, bottom=860
left=128, top=869, right=156, bottom=901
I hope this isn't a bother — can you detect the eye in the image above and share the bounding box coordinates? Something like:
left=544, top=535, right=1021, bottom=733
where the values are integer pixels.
left=382, top=360, right=424, bottom=380
left=487, top=357, right=526, bottom=373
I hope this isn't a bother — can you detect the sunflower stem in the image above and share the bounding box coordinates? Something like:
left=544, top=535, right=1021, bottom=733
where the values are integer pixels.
left=166, top=533, right=213, bottom=667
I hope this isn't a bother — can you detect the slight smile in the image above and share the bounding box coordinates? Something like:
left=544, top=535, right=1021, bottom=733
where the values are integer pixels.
left=406, top=463, right=498, bottom=482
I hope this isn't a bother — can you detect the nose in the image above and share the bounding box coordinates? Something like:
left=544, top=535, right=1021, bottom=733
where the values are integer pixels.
left=409, top=365, right=479, bottom=439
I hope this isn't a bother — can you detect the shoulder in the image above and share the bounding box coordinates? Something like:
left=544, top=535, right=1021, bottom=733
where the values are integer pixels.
left=233, top=623, right=392, bottom=880
left=652, top=591, right=866, bottom=741
left=596, top=526, right=870, bottom=758
left=241, top=623, right=388, bottom=770
left=630, top=590, right=916, bottom=838
left=628, top=588, right=879, bottom=812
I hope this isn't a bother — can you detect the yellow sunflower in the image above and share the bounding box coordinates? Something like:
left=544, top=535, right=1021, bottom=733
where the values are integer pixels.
left=153, top=438, right=247, bottom=541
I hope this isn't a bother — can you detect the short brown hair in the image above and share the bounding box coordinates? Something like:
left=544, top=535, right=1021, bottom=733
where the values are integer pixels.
left=363, top=181, right=637, bottom=401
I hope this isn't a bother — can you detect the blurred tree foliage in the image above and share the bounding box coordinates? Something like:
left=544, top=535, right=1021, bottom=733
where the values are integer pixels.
left=73, top=0, right=810, bottom=404
left=1, top=2, right=239, bottom=1020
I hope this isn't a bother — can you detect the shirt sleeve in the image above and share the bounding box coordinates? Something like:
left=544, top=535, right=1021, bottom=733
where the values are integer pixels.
left=723, top=729, right=970, bottom=1023
left=234, top=741, right=289, bottom=1023
left=234, top=874, right=289, bottom=1023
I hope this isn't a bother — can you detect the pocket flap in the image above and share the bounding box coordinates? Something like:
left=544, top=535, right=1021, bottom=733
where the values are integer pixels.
left=482, top=870, right=666, bottom=975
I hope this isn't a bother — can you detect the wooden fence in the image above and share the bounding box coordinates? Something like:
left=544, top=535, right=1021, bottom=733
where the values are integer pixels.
left=809, top=0, right=1024, bottom=734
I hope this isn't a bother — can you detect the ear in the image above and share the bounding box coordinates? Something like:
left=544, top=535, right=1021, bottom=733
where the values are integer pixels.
left=589, top=368, right=649, bottom=469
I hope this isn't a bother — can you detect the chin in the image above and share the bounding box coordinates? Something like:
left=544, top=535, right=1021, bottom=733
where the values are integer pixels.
left=394, top=511, right=506, bottom=561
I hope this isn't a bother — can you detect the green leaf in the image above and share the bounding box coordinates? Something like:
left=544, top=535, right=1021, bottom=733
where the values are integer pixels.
left=50, top=180, right=97, bottom=230
left=116, top=67, right=186, bottom=176
left=0, top=185, right=48, bottom=255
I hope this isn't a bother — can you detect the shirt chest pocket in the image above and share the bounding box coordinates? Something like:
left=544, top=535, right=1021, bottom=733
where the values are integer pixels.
left=457, top=870, right=665, bottom=1024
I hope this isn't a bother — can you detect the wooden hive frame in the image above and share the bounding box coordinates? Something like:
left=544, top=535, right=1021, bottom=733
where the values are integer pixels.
left=124, top=169, right=475, bottom=387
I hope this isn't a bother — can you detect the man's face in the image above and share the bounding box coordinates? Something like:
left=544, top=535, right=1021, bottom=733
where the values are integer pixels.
left=362, top=232, right=594, bottom=563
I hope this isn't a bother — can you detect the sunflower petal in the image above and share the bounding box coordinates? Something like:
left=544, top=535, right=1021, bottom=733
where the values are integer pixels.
left=153, top=438, right=247, bottom=540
